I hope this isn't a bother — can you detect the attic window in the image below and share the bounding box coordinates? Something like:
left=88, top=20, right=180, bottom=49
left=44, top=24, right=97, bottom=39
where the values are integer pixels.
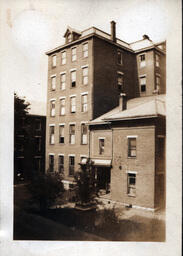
left=68, top=33, right=72, bottom=43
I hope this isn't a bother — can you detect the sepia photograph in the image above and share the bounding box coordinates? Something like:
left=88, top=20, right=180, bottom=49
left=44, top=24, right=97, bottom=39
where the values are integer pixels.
left=0, top=0, right=182, bottom=255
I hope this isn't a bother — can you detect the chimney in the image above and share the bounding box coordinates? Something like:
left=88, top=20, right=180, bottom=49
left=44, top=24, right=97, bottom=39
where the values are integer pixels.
left=119, top=93, right=127, bottom=111
left=143, top=34, right=150, bottom=40
left=110, top=21, right=116, bottom=42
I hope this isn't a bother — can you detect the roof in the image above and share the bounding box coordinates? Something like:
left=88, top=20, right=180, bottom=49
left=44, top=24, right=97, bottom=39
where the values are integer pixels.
left=90, top=95, right=166, bottom=124
left=28, top=100, right=46, bottom=116
left=46, top=24, right=166, bottom=55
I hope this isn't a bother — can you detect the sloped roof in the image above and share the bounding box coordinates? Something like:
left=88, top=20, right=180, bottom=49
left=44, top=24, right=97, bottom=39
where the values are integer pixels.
left=64, top=26, right=81, bottom=37
left=90, top=95, right=165, bottom=124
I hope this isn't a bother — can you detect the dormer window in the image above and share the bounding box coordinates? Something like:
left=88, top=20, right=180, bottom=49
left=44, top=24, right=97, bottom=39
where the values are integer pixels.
left=68, top=33, right=72, bottom=43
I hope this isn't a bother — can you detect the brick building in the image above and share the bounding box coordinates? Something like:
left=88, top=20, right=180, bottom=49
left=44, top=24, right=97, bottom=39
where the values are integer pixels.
left=45, top=21, right=166, bottom=192
left=88, top=94, right=166, bottom=210
left=14, top=103, right=46, bottom=183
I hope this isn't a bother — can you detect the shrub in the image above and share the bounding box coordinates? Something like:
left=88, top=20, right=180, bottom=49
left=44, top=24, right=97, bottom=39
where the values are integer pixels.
left=27, top=172, right=64, bottom=212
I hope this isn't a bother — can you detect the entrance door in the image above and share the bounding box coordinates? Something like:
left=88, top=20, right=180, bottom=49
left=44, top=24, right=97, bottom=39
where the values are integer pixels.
left=97, top=167, right=111, bottom=194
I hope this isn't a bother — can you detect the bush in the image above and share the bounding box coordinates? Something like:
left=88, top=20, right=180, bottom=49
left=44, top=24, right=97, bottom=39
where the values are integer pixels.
left=27, top=172, right=64, bottom=212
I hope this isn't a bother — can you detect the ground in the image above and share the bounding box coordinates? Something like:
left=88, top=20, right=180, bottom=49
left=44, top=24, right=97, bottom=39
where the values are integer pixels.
left=14, top=184, right=165, bottom=241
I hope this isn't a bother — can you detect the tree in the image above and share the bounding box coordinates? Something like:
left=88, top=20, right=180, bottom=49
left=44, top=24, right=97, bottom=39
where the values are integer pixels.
left=14, top=93, right=30, bottom=182
left=74, top=158, right=98, bottom=208
left=27, top=172, right=64, bottom=212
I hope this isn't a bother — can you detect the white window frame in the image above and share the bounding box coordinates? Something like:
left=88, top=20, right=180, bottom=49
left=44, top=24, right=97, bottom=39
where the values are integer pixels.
left=117, top=50, right=123, bottom=65
left=61, top=51, right=66, bottom=65
left=99, top=138, right=105, bottom=155
left=71, top=47, right=77, bottom=62
left=50, top=100, right=56, bottom=117
left=81, top=123, right=88, bottom=145
left=155, top=53, right=160, bottom=67
left=69, top=155, right=75, bottom=176
left=59, top=124, right=65, bottom=144
left=69, top=124, right=75, bottom=144
left=49, top=125, right=55, bottom=145
left=82, top=66, right=88, bottom=85
left=58, top=154, right=64, bottom=173
left=117, top=72, right=124, bottom=91
left=81, top=93, right=88, bottom=112
left=139, top=75, right=146, bottom=93
left=60, top=72, right=66, bottom=90
left=127, top=172, right=136, bottom=197
left=52, top=55, right=56, bottom=67
left=139, top=53, right=146, bottom=68
left=70, top=70, right=76, bottom=88
left=51, top=75, right=56, bottom=90
left=127, top=136, right=137, bottom=158
left=70, top=96, right=76, bottom=113
left=155, top=74, right=160, bottom=91
left=83, top=42, right=88, bottom=58
left=60, top=97, right=66, bottom=116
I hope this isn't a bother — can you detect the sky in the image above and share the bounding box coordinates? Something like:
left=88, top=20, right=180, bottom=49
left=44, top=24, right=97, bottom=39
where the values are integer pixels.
left=0, top=0, right=178, bottom=111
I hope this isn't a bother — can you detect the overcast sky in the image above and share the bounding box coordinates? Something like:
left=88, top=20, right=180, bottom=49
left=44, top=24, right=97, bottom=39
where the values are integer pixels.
left=1, top=0, right=178, bottom=106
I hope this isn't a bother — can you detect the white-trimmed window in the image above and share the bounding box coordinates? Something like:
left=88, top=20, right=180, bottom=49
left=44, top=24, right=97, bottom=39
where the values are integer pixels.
left=71, top=47, right=77, bottom=61
left=51, top=76, right=56, bottom=90
left=71, top=70, right=76, bottom=87
left=81, top=123, right=87, bottom=145
left=69, top=124, right=75, bottom=144
left=50, top=100, right=56, bottom=117
left=99, top=138, right=105, bottom=155
left=49, top=126, right=55, bottom=145
left=117, top=73, right=124, bottom=91
left=83, top=43, right=88, bottom=57
left=60, top=73, right=66, bottom=90
left=61, top=51, right=66, bottom=65
left=139, top=54, right=146, bottom=67
left=52, top=55, right=56, bottom=67
left=155, top=54, right=160, bottom=67
left=140, top=76, right=146, bottom=93
left=127, top=173, right=136, bottom=196
left=59, top=125, right=64, bottom=144
left=49, top=155, right=54, bottom=172
left=70, top=96, right=76, bottom=113
left=58, top=155, right=64, bottom=173
left=155, top=75, right=160, bottom=91
left=117, top=50, right=123, bottom=65
left=128, top=137, right=136, bottom=157
left=60, top=98, right=66, bottom=116
left=81, top=94, right=88, bottom=112
left=68, top=33, right=72, bottom=43
left=69, top=156, right=75, bottom=176
left=82, top=67, right=88, bottom=85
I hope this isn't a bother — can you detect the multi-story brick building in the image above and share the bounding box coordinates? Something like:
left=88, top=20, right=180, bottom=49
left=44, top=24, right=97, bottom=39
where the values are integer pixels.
left=45, top=21, right=166, bottom=190
left=88, top=94, right=166, bottom=210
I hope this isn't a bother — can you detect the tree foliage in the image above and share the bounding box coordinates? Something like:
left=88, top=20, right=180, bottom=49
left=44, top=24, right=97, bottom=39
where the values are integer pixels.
left=27, top=172, right=64, bottom=212
left=74, top=159, right=98, bottom=206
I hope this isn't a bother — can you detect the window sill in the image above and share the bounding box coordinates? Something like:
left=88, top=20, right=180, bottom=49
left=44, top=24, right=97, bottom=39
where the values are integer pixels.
left=127, top=157, right=136, bottom=159
left=127, top=194, right=136, bottom=197
left=60, top=114, right=66, bottom=117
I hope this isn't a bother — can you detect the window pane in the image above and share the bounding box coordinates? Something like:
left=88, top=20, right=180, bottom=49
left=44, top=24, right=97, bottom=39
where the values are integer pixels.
left=52, top=55, right=56, bottom=67
left=51, top=77, right=56, bottom=90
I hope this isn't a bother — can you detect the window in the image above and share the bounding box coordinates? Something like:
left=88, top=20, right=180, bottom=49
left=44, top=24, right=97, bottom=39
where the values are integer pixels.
left=140, top=76, right=146, bottom=93
left=35, top=158, right=41, bottom=172
left=70, top=96, right=76, bottom=113
left=99, top=138, right=105, bottom=155
left=81, top=94, right=88, bottom=112
left=117, top=50, right=123, bottom=65
left=49, top=126, right=55, bottom=144
left=69, top=156, right=75, bottom=176
left=71, top=70, right=76, bottom=87
left=35, top=137, right=41, bottom=152
left=58, top=155, right=64, bottom=173
left=52, top=55, right=56, bottom=67
left=51, top=76, right=56, bottom=90
left=61, top=51, right=66, bottom=65
left=83, top=43, right=88, bottom=57
left=50, top=100, right=56, bottom=117
left=69, top=124, right=75, bottom=144
left=35, top=119, right=41, bottom=130
left=139, top=54, right=146, bottom=67
left=59, top=125, right=64, bottom=143
left=71, top=47, right=77, bottom=61
left=117, top=73, right=124, bottom=91
left=60, top=73, right=66, bottom=90
left=68, top=33, right=72, bottom=43
left=81, top=124, right=87, bottom=145
left=127, top=173, right=136, bottom=196
left=49, top=155, right=54, bottom=172
left=155, top=75, right=160, bottom=91
left=128, top=138, right=136, bottom=157
left=82, top=67, right=88, bottom=85
left=60, top=98, right=66, bottom=115
left=155, top=54, right=160, bottom=67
